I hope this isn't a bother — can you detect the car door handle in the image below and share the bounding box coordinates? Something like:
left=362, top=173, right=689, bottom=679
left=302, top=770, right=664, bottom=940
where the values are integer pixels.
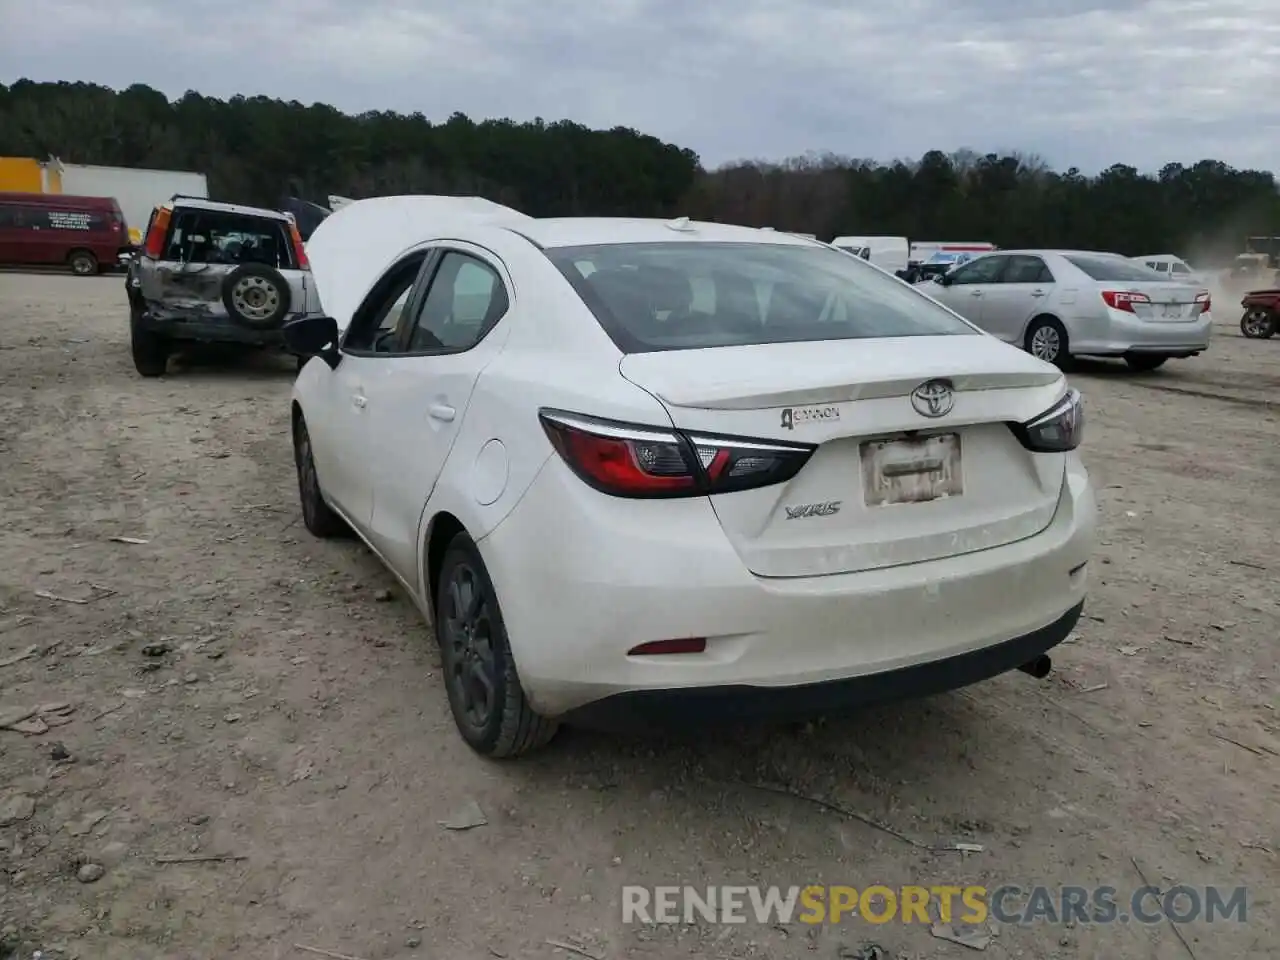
left=969, top=290, right=983, bottom=296
left=1030, top=290, right=1046, bottom=297
left=351, top=394, right=367, bottom=409
left=429, top=403, right=456, bottom=422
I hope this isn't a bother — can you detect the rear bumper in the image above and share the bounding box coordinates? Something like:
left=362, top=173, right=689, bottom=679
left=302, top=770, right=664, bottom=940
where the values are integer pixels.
left=1070, top=311, right=1211, bottom=357
left=138, top=310, right=291, bottom=347
left=479, top=454, right=1095, bottom=718
left=565, top=600, right=1082, bottom=730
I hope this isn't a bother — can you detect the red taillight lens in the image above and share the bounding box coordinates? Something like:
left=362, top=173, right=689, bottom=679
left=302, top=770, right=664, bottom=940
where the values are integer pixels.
left=538, top=410, right=814, bottom=499
left=144, top=207, right=171, bottom=258
left=628, top=638, right=707, bottom=655
left=1101, top=290, right=1151, bottom=313
left=288, top=222, right=309, bottom=270
left=1195, top=291, right=1211, bottom=314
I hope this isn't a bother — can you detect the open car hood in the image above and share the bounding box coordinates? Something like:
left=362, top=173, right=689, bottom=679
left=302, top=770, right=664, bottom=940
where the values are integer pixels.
left=304, top=195, right=529, bottom=330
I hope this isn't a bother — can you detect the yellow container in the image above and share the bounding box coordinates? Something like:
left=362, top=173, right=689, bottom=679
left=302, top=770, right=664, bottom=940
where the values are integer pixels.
left=0, top=156, right=44, bottom=192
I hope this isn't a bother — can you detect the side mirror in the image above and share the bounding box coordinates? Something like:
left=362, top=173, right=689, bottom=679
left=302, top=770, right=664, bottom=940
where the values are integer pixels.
left=284, top=315, right=341, bottom=369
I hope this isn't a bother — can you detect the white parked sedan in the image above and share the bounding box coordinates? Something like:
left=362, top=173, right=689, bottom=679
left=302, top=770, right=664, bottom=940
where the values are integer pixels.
left=926, top=249, right=1212, bottom=370
left=287, top=199, right=1096, bottom=757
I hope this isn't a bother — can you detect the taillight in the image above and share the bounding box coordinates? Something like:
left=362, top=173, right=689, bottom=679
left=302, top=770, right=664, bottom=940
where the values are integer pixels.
left=144, top=208, right=171, bottom=258
left=288, top=222, right=309, bottom=270
left=1101, top=290, right=1150, bottom=313
left=1195, top=291, right=1211, bottom=314
left=538, top=410, right=815, bottom=499
left=1009, top=388, right=1084, bottom=453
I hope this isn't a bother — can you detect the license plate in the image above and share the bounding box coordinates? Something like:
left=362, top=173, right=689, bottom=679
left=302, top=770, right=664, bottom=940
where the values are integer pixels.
left=1161, top=303, right=1185, bottom=319
left=861, top=434, right=962, bottom=507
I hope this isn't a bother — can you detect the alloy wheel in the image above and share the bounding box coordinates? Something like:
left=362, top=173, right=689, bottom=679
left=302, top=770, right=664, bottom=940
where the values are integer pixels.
left=442, top=563, right=497, bottom=731
left=1030, top=325, right=1061, bottom=362
left=1242, top=309, right=1273, bottom=338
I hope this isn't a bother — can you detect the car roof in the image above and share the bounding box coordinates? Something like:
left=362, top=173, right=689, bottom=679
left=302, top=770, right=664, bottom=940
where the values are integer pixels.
left=0, top=191, right=120, bottom=209
left=507, top=217, right=823, bottom=250
left=979, top=249, right=1126, bottom=258
left=168, top=197, right=290, bottom=221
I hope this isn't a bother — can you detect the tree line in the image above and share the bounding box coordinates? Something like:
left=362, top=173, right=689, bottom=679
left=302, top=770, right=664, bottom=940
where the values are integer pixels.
left=2, top=80, right=1276, bottom=263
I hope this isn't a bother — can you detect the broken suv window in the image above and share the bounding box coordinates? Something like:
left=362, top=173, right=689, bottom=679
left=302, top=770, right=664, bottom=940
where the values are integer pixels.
left=165, top=211, right=295, bottom=270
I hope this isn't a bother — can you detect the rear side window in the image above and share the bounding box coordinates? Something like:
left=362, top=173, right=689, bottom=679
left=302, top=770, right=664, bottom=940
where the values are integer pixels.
left=545, top=241, right=977, bottom=353
left=1001, top=255, right=1054, bottom=284
left=1170, top=262, right=1191, bottom=275
left=1065, top=255, right=1165, bottom=282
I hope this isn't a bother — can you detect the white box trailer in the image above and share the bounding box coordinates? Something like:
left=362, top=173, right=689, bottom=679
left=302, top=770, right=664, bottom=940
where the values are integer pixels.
left=54, top=161, right=208, bottom=244
left=831, top=235, right=909, bottom=273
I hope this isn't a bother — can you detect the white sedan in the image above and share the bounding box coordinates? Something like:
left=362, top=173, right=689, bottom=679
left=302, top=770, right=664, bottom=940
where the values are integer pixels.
left=287, top=198, right=1096, bottom=757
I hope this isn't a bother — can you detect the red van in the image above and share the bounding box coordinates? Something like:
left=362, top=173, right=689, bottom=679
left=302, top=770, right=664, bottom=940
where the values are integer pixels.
left=0, top=192, right=130, bottom=275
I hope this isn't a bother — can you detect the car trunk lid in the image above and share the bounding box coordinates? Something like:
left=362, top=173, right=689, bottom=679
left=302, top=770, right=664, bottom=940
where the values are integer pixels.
left=1104, top=280, right=1207, bottom=322
left=619, top=335, right=1068, bottom=578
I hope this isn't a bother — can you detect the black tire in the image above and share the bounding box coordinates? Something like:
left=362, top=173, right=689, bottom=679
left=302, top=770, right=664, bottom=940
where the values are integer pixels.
left=1240, top=308, right=1276, bottom=339
left=435, top=532, right=558, bottom=758
left=1124, top=354, right=1168, bottom=372
left=1024, top=316, right=1070, bottom=368
left=68, top=250, right=98, bottom=276
left=221, top=263, right=292, bottom=330
left=292, top=415, right=347, bottom=538
left=129, top=305, right=169, bottom=377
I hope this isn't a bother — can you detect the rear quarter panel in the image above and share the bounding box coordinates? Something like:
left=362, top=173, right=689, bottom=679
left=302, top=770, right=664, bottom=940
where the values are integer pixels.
left=414, top=233, right=673, bottom=601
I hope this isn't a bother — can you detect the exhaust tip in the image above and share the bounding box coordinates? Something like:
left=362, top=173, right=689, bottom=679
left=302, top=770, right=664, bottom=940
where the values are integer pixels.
left=1017, top=655, right=1052, bottom=679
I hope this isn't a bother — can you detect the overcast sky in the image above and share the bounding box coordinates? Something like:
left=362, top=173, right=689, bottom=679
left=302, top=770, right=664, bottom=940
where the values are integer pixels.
left=1, top=0, right=1277, bottom=174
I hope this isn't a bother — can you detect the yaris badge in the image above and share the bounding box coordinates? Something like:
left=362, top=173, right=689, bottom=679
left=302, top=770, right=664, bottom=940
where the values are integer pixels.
left=910, top=379, right=955, bottom=418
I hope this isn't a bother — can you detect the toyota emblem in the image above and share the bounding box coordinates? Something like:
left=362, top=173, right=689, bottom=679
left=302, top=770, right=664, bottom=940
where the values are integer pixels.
left=910, top=379, right=955, bottom=418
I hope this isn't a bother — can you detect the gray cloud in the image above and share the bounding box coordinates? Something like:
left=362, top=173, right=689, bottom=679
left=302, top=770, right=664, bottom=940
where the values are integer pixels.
left=1, top=0, right=1277, bottom=172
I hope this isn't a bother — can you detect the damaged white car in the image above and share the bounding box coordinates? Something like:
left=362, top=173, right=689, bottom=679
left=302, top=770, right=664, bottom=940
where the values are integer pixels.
left=285, top=198, right=1097, bottom=758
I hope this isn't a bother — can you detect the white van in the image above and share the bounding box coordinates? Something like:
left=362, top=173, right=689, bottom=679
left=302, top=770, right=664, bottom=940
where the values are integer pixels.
left=1132, top=254, right=1204, bottom=285
left=831, top=235, right=909, bottom=274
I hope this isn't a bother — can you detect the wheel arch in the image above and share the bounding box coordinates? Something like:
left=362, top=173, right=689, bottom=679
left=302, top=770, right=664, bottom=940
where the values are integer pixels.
left=422, top=511, right=468, bottom=619
left=1020, top=311, right=1066, bottom=342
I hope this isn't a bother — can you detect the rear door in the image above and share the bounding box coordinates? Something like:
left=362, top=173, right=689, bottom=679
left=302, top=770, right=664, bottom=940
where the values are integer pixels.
left=979, top=254, right=1056, bottom=343
left=362, top=245, right=517, bottom=583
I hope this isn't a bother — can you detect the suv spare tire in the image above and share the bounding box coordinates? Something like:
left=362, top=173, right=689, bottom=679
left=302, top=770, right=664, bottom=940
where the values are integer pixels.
left=221, top=263, right=292, bottom=329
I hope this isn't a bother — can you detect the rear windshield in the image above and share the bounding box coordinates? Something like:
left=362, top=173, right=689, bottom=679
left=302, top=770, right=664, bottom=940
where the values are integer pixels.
left=165, top=211, right=294, bottom=269
left=1064, top=254, right=1165, bottom=282
left=545, top=241, right=978, bottom=353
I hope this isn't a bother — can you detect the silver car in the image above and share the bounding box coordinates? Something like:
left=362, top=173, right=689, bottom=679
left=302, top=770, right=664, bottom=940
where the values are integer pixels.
left=926, top=249, right=1212, bottom=371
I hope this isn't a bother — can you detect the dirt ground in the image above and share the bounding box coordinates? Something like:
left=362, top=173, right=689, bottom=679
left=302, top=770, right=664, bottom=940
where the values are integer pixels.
left=0, top=272, right=1276, bottom=960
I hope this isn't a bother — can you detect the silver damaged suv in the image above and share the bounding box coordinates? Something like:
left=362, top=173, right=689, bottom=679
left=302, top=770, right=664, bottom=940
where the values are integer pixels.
left=125, top=196, right=324, bottom=377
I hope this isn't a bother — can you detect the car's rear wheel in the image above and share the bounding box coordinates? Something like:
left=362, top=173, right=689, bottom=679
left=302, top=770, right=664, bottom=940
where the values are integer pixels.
left=1240, top=308, right=1276, bottom=339
left=68, top=250, right=98, bottom=276
left=435, top=532, right=558, bottom=758
left=1025, top=316, right=1069, bottom=368
left=292, top=415, right=347, bottom=538
left=129, top=305, right=169, bottom=377
left=1124, top=354, right=1167, bottom=372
